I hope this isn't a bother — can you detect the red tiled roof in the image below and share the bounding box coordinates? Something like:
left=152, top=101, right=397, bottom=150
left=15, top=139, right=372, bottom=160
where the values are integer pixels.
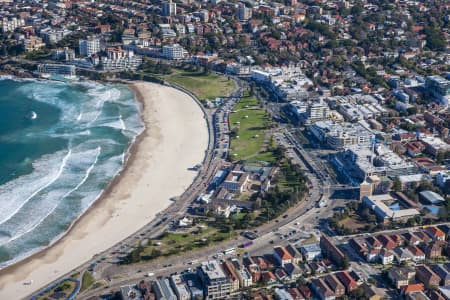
left=401, top=283, right=425, bottom=294
left=275, top=246, right=293, bottom=260
left=407, top=245, right=425, bottom=257
left=426, top=226, right=445, bottom=237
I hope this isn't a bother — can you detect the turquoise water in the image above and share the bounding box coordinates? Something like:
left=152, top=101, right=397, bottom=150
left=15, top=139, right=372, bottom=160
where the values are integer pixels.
left=0, top=77, right=144, bottom=267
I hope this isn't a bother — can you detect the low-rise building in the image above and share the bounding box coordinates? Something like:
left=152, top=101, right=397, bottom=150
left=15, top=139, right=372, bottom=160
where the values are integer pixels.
left=426, top=226, right=447, bottom=241
left=273, top=246, right=294, bottom=267
left=336, top=271, right=359, bottom=293
left=170, top=274, right=190, bottom=300
left=120, top=284, right=143, bottom=300
left=319, top=235, right=345, bottom=267
left=420, top=191, right=446, bottom=206
left=324, top=274, right=345, bottom=297
left=222, top=169, right=249, bottom=193
left=23, top=36, right=45, bottom=52
left=37, top=64, right=76, bottom=79
left=311, top=277, right=335, bottom=300
left=362, top=194, right=420, bottom=224
left=379, top=248, right=394, bottom=265
left=416, top=265, right=440, bottom=287
left=431, top=264, right=450, bottom=286
left=388, top=267, right=416, bottom=289
left=299, top=243, right=322, bottom=261
left=152, top=278, right=177, bottom=300
left=420, top=136, right=450, bottom=157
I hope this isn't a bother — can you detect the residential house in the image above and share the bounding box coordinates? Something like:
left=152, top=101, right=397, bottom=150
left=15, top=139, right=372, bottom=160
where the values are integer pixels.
left=324, top=274, right=345, bottom=297
left=401, top=283, right=425, bottom=296
left=274, top=246, right=294, bottom=267
left=394, top=247, right=414, bottom=264
left=431, top=264, right=450, bottom=286
left=390, top=234, right=404, bottom=246
left=360, top=283, right=381, bottom=300
left=422, top=241, right=443, bottom=259
left=406, top=291, right=431, bottom=300
left=336, top=271, right=359, bottom=293
left=298, top=285, right=312, bottom=299
left=403, top=232, right=421, bottom=246
left=377, top=234, right=397, bottom=249
left=285, top=244, right=302, bottom=264
left=288, top=287, right=305, bottom=300
left=274, top=268, right=289, bottom=283
left=388, top=267, right=416, bottom=289
left=349, top=237, right=368, bottom=260
left=416, top=265, right=440, bottom=287
left=261, top=271, right=277, bottom=285
left=415, top=231, right=433, bottom=243
left=367, top=248, right=381, bottom=263
left=379, top=248, right=394, bottom=265
left=408, top=246, right=426, bottom=263
left=284, top=263, right=302, bottom=281
left=311, top=278, right=336, bottom=300
left=426, top=227, right=446, bottom=241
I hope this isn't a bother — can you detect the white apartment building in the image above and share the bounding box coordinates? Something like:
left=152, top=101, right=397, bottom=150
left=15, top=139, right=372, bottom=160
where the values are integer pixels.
left=79, top=36, right=100, bottom=57
left=310, top=121, right=373, bottom=149
left=162, top=43, right=186, bottom=60
left=101, top=48, right=142, bottom=70
left=197, top=260, right=232, bottom=299
left=1, top=17, right=24, bottom=33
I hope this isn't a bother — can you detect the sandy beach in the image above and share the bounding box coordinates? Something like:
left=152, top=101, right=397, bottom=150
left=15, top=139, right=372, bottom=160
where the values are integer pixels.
left=0, top=81, right=209, bottom=299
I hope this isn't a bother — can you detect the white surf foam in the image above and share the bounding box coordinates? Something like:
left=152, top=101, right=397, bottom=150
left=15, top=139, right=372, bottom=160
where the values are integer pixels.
left=0, top=149, right=72, bottom=227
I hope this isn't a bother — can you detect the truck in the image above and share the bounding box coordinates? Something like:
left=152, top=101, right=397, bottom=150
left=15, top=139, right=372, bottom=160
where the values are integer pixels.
left=239, top=241, right=253, bottom=248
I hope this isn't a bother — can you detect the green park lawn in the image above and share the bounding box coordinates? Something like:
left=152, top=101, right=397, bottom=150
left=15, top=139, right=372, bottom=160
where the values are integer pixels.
left=229, top=95, right=269, bottom=161
left=163, top=70, right=235, bottom=100
left=140, top=226, right=235, bottom=260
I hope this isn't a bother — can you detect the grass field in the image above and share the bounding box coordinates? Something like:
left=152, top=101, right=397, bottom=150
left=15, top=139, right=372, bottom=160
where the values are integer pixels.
left=80, top=271, right=95, bottom=292
left=163, top=70, right=235, bottom=100
left=229, top=95, right=269, bottom=161
left=140, top=226, right=235, bottom=260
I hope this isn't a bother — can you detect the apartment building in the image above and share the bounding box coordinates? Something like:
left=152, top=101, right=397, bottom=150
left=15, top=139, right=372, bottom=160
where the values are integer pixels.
left=197, top=261, right=232, bottom=299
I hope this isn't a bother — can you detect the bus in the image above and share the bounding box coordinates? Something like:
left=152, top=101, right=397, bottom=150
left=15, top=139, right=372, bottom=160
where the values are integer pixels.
left=223, top=248, right=236, bottom=255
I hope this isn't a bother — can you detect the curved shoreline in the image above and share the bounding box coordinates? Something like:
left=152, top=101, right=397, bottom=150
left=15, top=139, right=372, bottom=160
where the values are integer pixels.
left=0, top=81, right=209, bottom=299
left=0, top=79, right=144, bottom=270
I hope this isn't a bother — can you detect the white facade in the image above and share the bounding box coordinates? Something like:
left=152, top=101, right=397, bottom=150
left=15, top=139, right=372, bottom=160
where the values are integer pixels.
left=79, top=37, right=100, bottom=57
left=1, top=17, right=24, bottom=32
left=162, top=44, right=186, bottom=60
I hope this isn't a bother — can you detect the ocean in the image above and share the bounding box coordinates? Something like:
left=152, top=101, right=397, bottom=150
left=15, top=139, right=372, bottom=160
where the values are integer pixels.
left=0, top=77, right=144, bottom=268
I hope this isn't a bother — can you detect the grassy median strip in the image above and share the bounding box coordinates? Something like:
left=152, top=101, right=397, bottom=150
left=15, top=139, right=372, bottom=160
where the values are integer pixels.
left=80, top=271, right=95, bottom=292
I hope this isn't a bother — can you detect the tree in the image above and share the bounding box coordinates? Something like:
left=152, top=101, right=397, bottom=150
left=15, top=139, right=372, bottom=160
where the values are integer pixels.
left=392, top=176, right=402, bottom=192
left=342, top=256, right=349, bottom=269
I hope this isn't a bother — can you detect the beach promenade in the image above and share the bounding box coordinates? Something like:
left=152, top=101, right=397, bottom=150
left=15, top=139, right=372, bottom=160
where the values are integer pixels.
left=0, top=81, right=209, bottom=299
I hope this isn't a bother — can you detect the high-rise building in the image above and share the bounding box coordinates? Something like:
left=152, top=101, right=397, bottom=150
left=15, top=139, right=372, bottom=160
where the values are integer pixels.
left=162, top=0, right=177, bottom=16
left=236, top=3, right=252, bottom=21
left=79, top=36, right=100, bottom=57
left=425, top=75, right=450, bottom=104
